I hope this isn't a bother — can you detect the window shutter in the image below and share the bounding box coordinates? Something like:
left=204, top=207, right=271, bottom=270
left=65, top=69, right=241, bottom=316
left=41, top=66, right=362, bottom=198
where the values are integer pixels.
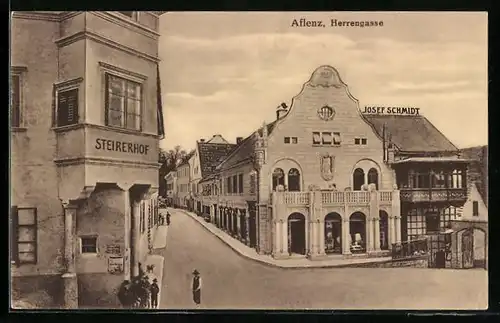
left=11, top=206, right=19, bottom=265
left=57, top=89, right=79, bottom=126
left=11, top=75, right=20, bottom=127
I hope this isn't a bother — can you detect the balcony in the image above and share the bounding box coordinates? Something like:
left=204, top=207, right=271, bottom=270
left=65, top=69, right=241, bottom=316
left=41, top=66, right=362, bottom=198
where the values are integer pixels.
left=400, top=188, right=467, bottom=203
left=276, top=190, right=395, bottom=207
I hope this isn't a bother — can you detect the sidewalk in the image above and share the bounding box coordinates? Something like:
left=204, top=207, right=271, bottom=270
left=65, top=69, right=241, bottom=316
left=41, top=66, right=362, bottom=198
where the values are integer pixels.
left=143, top=224, right=168, bottom=308
left=179, top=209, right=393, bottom=269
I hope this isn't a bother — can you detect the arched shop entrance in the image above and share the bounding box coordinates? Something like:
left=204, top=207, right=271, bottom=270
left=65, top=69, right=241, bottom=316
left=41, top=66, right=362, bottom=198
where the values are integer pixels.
left=324, top=212, right=342, bottom=254
left=349, top=212, right=366, bottom=253
left=288, top=212, right=306, bottom=255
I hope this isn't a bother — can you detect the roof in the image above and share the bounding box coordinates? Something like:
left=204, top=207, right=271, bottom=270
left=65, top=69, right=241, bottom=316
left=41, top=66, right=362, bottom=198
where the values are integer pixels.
left=392, top=157, right=471, bottom=164
left=197, top=142, right=236, bottom=178
left=363, top=115, right=458, bottom=153
left=216, top=120, right=278, bottom=171
left=459, top=145, right=488, bottom=207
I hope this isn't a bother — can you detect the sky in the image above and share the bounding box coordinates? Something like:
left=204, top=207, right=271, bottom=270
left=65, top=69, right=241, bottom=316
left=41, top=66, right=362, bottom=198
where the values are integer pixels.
left=158, top=12, right=488, bottom=151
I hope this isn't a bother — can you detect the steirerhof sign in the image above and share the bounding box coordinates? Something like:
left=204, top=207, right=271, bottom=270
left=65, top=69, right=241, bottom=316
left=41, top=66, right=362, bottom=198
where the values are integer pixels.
left=361, top=106, right=420, bottom=115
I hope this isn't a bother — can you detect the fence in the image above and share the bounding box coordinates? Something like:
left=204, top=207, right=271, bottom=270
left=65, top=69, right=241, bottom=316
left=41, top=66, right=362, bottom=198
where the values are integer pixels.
left=391, top=238, right=428, bottom=259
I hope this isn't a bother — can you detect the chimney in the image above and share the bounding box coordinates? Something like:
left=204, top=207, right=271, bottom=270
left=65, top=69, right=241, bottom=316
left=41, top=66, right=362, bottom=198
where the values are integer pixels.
left=236, top=137, right=243, bottom=144
left=276, top=102, right=288, bottom=120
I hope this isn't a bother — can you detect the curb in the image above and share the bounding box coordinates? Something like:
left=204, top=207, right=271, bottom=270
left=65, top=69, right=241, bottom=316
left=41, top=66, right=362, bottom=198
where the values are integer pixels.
left=179, top=209, right=391, bottom=270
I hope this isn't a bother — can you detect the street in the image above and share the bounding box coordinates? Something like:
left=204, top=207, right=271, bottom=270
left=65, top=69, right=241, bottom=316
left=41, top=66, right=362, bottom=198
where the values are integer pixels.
left=159, top=208, right=488, bottom=310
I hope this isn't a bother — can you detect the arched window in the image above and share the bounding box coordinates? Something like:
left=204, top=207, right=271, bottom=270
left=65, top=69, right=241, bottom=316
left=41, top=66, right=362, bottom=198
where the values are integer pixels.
left=353, top=168, right=365, bottom=191
left=367, top=168, right=379, bottom=190
left=288, top=168, right=301, bottom=192
left=272, top=168, right=285, bottom=191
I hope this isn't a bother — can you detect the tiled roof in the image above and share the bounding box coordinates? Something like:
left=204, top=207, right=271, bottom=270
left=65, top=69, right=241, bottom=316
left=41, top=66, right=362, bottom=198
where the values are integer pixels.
left=216, top=120, right=278, bottom=171
left=363, top=115, right=458, bottom=153
left=198, top=142, right=236, bottom=178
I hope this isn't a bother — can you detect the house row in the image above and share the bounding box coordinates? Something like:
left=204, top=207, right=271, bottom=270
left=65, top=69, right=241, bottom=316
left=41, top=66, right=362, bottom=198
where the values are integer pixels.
left=166, top=65, right=488, bottom=269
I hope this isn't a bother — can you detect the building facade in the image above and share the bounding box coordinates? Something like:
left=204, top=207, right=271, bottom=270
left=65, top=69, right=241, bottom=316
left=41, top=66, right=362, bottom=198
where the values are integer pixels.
left=174, top=153, right=193, bottom=209
left=10, top=11, right=165, bottom=308
left=196, top=65, right=473, bottom=262
left=165, top=170, right=177, bottom=207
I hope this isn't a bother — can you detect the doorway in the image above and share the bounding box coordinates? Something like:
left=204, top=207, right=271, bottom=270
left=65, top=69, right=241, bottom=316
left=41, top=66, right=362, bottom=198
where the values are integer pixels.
left=288, top=213, right=306, bottom=255
left=324, top=213, right=342, bottom=254
left=379, top=211, right=389, bottom=250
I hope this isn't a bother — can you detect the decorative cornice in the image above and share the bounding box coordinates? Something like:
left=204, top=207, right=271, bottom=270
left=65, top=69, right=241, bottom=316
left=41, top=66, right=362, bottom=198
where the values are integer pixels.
left=99, top=61, right=148, bottom=81
left=54, top=156, right=161, bottom=169
left=55, top=31, right=160, bottom=63
left=12, top=11, right=62, bottom=22
left=91, top=11, right=160, bottom=39
left=54, top=77, right=84, bottom=90
left=11, top=66, right=28, bottom=74
left=52, top=122, right=160, bottom=139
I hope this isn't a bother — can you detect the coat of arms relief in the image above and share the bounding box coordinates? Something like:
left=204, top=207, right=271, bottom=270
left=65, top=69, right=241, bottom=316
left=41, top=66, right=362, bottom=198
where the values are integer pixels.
left=320, top=153, right=335, bottom=181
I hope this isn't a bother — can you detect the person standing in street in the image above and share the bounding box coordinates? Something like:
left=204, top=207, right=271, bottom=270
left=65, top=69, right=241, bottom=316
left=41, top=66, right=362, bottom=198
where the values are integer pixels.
left=150, top=278, right=160, bottom=309
left=166, top=211, right=171, bottom=226
left=191, top=269, right=202, bottom=307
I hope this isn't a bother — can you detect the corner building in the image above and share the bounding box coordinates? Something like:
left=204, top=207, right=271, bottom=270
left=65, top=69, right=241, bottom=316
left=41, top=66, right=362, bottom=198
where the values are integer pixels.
left=10, top=11, right=165, bottom=308
left=200, top=65, right=469, bottom=261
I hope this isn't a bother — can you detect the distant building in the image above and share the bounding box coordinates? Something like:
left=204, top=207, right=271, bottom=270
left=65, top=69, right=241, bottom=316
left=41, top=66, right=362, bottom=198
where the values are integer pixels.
left=175, top=152, right=194, bottom=209
left=10, top=11, right=165, bottom=308
left=164, top=171, right=177, bottom=206
left=193, top=65, right=484, bottom=269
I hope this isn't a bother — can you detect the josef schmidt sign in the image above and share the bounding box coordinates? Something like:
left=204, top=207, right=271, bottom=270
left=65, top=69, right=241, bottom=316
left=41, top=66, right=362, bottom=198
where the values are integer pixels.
left=362, top=106, right=420, bottom=116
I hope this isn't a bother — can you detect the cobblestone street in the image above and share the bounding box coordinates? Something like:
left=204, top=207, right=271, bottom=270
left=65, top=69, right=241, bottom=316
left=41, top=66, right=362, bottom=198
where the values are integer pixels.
left=159, top=209, right=487, bottom=310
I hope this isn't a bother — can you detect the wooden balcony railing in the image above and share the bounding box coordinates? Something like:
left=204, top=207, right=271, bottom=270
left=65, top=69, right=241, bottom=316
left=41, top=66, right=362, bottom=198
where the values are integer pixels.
left=400, top=188, right=467, bottom=203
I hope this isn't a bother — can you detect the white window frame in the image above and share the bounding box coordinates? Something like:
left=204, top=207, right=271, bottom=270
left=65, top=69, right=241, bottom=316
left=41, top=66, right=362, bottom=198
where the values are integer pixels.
left=99, top=62, right=147, bottom=132
left=80, top=235, right=99, bottom=255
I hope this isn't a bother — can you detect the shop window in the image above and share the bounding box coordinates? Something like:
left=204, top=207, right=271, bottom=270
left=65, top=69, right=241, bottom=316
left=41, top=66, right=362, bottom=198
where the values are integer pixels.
left=57, top=88, right=79, bottom=127
left=11, top=207, right=37, bottom=265
left=407, top=209, right=425, bottom=240
left=272, top=168, right=285, bottom=191
left=81, top=236, right=98, bottom=254
left=353, top=168, right=365, bottom=191
left=105, top=73, right=142, bottom=131
left=367, top=168, right=379, bottom=190
left=11, top=74, right=21, bottom=127
left=473, top=201, right=479, bottom=216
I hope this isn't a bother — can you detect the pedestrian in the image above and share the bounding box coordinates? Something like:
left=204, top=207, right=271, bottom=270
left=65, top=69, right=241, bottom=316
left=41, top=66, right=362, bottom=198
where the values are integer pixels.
left=117, top=280, right=134, bottom=309
left=191, top=269, right=202, bottom=307
left=150, top=278, right=160, bottom=309
left=166, top=212, right=171, bottom=226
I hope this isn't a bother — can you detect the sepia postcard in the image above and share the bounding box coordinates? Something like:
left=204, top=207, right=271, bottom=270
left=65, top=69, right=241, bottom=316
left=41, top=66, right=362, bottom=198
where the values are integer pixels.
left=10, top=11, right=488, bottom=311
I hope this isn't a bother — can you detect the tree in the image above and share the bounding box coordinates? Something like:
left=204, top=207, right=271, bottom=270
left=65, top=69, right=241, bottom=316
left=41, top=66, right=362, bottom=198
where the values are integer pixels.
left=158, top=145, right=190, bottom=197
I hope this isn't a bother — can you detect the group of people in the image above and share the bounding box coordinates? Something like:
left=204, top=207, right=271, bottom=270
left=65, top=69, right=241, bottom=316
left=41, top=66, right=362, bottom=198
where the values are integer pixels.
left=117, top=264, right=160, bottom=309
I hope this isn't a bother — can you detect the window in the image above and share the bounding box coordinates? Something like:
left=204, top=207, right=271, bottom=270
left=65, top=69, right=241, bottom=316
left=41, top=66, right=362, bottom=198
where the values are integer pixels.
left=238, top=174, right=244, bottom=194
left=432, top=171, right=446, bottom=188
left=426, top=213, right=440, bottom=233
left=313, top=132, right=341, bottom=146
left=232, top=175, right=238, bottom=194
left=312, top=132, right=321, bottom=145
left=105, top=74, right=142, bottom=131
left=140, top=203, right=145, bottom=233
left=284, top=137, right=290, bottom=144
left=288, top=168, right=301, bottom=192
left=355, top=138, right=367, bottom=145
left=227, top=177, right=232, bottom=194
left=11, top=207, right=37, bottom=265
left=406, top=208, right=426, bottom=240
left=11, top=74, right=21, bottom=127
left=412, top=172, right=430, bottom=189
left=473, top=201, right=479, bottom=216
left=367, top=168, right=379, bottom=190
left=353, top=168, right=365, bottom=191
left=291, top=137, right=298, bottom=144
left=57, top=89, right=79, bottom=126
left=450, top=169, right=463, bottom=189
left=284, top=137, right=298, bottom=144
left=249, top=173, right=256, bottom=194
left=81, top=236, right=98, bottom=254
left=272, top=168, right=285, bottom=191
